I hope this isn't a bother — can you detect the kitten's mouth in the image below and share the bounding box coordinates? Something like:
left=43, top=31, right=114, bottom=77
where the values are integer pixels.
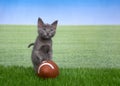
left=40, top=33, right=53, bottom=39
left=42, top=36, right=51, bottom=40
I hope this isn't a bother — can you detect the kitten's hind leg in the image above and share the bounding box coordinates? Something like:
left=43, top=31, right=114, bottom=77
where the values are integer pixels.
left=33, top=64, right=39, bottom=74
left=32, top=51, right=43, bottom=73
left=32, top=56, right=41, bottom=74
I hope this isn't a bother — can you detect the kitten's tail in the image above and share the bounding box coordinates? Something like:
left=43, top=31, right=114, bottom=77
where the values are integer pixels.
left=28, top=43, right=34, bottom=48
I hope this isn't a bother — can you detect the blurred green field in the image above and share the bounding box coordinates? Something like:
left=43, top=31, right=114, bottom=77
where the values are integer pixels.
left=0, top=25, right=120, bottom=85
left=0, top=25, right=120, bottom=68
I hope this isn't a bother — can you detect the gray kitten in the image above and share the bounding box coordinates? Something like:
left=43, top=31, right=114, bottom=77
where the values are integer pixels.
left=28, top=18, right=58, bottom=73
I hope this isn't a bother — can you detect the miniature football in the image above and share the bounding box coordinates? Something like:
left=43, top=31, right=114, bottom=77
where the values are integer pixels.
left=37, top=60, right=59, bottom=78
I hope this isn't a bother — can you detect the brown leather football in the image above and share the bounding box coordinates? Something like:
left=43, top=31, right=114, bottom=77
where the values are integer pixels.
left=37, top=60, right=59, bottom=78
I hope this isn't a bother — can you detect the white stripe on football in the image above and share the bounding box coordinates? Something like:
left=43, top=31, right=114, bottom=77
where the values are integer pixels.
left=38, top=63, right=55, bottom=74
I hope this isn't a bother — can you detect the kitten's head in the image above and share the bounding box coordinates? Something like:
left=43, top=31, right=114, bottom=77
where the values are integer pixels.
left=37, top=18, right=58, bottom=39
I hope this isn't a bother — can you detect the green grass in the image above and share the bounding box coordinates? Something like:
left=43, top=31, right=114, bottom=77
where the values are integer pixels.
left=0, top=25, right=120, bottom=85
left=0, top=65, right=120, bottom=86
left=0, top=25, right=120, bottom=68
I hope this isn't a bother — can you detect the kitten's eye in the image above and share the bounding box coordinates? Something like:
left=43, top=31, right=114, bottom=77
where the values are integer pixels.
left=51, top=29, right=53, bottom=31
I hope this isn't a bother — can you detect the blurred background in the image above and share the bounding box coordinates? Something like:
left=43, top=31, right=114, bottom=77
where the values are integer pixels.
left=0, top=0, right=120, bottom=25
left=0, top=0, right=120, bottom=68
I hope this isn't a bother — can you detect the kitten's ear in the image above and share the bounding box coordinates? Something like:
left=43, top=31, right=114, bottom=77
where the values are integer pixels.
left=51, top=20, right=58, bottom=29
left=38, top=18, right=44, bottom=28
